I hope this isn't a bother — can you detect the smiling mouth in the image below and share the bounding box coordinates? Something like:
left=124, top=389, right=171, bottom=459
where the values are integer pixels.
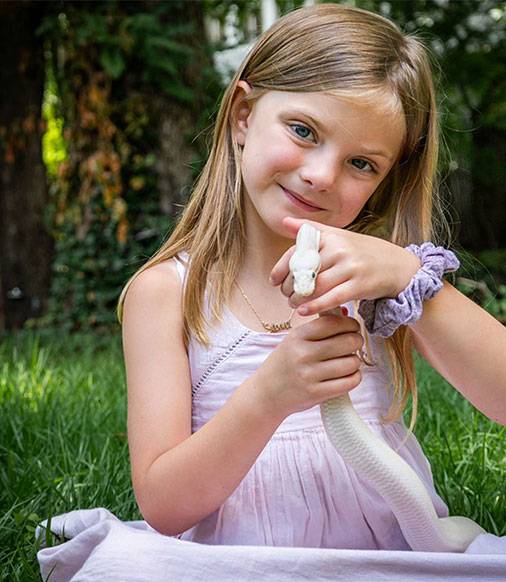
left=281, top=186, right=324, bottom=210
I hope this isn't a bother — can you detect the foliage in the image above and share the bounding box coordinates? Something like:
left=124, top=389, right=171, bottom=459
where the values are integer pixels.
left=41, top=61, right=67, bottom=178
left=204, top=0, right=262, bottom=46
left=30, top=0, right=222, bottom=332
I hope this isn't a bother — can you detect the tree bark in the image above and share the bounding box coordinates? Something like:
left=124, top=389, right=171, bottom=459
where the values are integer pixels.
left=154, top=0, right=214, bottom=217
left=0, top=1, right=53, bottom=332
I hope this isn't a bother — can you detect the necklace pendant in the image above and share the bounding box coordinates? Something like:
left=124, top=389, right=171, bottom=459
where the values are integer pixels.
left=265, top=321, right=292, bottom=333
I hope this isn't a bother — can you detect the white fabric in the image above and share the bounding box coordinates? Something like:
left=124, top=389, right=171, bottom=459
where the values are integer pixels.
left=36, top=508, right=506, bottom=581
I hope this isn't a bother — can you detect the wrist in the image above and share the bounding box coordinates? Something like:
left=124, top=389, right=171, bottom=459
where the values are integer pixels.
left=388, top=248, right=422, bottom=298
left=240, top=372, right=288, bottom=426
left=359, top=242, right=460, bottom=338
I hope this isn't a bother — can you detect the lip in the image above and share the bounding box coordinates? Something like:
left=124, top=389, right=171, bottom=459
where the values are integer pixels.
left=281, top=186, right=324, bottom=212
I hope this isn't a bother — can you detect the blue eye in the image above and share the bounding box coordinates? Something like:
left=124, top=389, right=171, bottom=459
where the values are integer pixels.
left=290, top=123, right=315, bottom=141
left=351, top=158, right=376, bottom=173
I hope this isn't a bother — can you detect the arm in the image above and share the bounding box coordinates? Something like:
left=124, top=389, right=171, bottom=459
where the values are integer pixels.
left=122, top=261, right=285, bottom=537
left=272, top=221, right=506, bottom=424
left=409, top=280, right=506, bottom=425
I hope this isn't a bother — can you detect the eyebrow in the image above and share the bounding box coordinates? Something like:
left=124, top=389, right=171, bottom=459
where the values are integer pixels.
left=283, top=108, right=394, bottom=162
left=360, top=148, right=394, bottom=161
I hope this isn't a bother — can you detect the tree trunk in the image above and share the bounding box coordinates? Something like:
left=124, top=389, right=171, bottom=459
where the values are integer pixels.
left=0, top=1, right=53, bottom=333
left=154, top=0, right=214, bottom=216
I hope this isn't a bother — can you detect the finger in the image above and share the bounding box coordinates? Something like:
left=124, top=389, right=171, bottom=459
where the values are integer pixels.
left=281, top=272, right=295, bottom=298
left=317, top=331, right=363, bottom=355
left=288, top=290, right=305, bottom=308
left=269, top=245, right=296, bottom=287
left=301, top=313, right=360, bottom=340
left=281, top=216, right=329, bottom=240
left=318, top=370, right=362, bottom=397
left=297, top=279, right=355, bottom=316
left=289, top=288, right=338, bottom=309
left=292, top=264, right=347, bottom=311
left=317, top=354, right=362, bottom=381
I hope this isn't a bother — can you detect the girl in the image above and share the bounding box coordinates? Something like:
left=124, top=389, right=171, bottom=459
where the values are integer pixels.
left=117, top=0, right=506, bottom=546
left=38, top=3, right=506, bottom=580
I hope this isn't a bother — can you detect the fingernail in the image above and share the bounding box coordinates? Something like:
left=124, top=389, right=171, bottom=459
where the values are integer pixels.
left=298, top=306, right=309, bottom=315
left=341, top=306, right=348, bottom=316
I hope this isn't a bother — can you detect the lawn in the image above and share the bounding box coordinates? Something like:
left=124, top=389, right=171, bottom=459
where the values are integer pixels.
left=0, top=329, right=504, bottom=581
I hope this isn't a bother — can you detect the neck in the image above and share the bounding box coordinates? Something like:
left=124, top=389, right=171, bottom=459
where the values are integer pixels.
left=239, top=197, right=294, bottom=283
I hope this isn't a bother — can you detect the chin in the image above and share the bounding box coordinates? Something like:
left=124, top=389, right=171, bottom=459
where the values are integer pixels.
left=265, top=214, right=295, bottom=240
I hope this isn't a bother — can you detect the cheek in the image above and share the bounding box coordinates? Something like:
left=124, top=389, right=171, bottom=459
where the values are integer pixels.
left=270, top=125, right=301, bottom=161
left=242, top=132, right=303, bottom=185
left=341, top=180, right=376, bottom=205
left=336, top=182, right=377, bottom=220
left=266, top=142, right=303, bottom=174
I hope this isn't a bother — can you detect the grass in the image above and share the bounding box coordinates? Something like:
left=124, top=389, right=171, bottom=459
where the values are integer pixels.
left=0, top=330, right=137, bottom=581
left=404, top=363, right=506, bottom=534
left=0, top=329, right=505, bottom=581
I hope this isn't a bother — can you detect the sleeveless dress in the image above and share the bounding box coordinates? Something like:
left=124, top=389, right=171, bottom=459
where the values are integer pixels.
left=172, top=251, right=448, bottom=550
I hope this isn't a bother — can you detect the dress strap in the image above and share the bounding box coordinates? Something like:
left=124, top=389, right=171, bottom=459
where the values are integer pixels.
left=172, top=251, right=189, bottom=287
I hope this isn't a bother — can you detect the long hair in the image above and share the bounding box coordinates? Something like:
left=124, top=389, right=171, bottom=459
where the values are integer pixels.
left=117, top=3, right=451, bottom=434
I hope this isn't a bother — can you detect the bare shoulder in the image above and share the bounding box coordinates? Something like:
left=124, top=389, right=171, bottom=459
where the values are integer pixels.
left=123, top=259, right=183, bottom=329
left=125, top=259, right=182, bottom=303
left=121, top=257, right=187, bottom=365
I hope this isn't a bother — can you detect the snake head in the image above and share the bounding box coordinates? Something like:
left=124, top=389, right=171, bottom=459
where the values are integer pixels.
left=289, top=249, right=320, bottom=297
left=288, top=223, right=322, bottom=296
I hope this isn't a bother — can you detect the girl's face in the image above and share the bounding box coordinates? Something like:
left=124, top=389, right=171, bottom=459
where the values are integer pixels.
left=232, top=82, right=405, bottom=237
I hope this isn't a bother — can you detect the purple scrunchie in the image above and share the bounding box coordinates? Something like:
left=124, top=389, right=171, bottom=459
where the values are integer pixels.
left=358, top=242, right=460, bottom=338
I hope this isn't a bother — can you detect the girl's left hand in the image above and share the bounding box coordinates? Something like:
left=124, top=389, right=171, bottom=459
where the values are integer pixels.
left=270, top=217, right=421, bottom=314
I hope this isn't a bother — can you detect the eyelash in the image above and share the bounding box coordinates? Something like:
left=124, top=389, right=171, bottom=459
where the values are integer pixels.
left=288, top=123, right=378, bottom=174
left=290, top=123, right=316, bottom=142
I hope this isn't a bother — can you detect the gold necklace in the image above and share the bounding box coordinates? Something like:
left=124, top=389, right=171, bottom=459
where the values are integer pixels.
left=235, top=280, right=295, bottom=333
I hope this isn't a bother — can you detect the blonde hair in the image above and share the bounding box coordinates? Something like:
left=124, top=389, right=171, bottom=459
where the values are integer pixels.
left=117, top=3, right=452, bottom=435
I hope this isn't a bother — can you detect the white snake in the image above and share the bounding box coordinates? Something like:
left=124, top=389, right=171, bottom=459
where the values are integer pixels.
left=289, top=223, right=485, bottom=553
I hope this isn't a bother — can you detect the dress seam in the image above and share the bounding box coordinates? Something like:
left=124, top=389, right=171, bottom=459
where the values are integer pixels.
left=270, top=420, right=405, bottom=438
left=192, top=330, right=252, bottom=397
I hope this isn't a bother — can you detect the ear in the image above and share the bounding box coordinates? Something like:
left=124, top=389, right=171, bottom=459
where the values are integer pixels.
left=229, top=80, right=253, bottom=147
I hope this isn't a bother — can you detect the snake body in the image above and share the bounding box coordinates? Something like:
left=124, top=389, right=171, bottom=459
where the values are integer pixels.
left=288, top=223, right=485, bottom=553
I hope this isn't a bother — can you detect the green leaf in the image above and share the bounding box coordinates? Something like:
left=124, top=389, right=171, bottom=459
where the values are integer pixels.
left=99, top=49, right=126, bottom=79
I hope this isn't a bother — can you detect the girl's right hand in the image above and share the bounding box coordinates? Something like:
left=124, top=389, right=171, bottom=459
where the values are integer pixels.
left=254, top=313, right=364, bottom=418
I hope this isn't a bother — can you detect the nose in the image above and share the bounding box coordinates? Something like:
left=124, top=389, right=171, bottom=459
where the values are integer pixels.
left=299, top=152, right=339, bottom=192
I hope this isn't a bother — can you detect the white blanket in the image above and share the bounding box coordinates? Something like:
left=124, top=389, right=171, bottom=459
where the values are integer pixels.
left=36, top=508, right=506, bottom=582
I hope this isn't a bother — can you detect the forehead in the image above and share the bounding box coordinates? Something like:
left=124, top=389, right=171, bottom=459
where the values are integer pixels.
left=256, top=90, right=406, bottom=158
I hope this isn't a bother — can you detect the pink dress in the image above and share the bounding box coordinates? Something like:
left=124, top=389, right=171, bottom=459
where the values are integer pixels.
left=172, top=251, right=448, bottom=550
left=36, top=251, right=506, bottom=581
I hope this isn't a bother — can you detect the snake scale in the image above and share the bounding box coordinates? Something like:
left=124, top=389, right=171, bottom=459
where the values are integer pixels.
left=288, top=223, right=485, bottom=553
